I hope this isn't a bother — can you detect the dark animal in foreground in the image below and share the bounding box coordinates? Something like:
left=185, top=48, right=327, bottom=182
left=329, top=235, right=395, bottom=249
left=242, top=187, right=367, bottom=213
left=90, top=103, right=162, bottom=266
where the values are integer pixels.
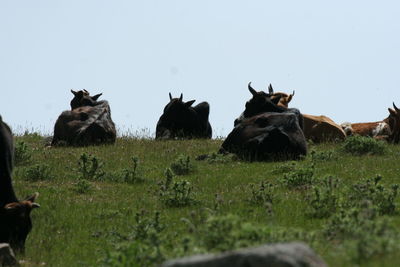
left=341, top=103, right=400, bottom=143
left=265, top=84, right=346, bottom=142
left=224, top=83, right=306, bottom=161
left=0, top=116, right=39, bottom=252
left=222, top=112, right=307, bottom=161
left=52, top=90, right=116, bottom=146
left=156, top=93, right=212, bottom=139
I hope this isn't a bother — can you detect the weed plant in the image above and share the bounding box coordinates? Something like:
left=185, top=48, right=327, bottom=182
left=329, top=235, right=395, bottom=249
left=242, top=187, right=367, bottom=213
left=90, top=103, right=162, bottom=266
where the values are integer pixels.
left=306, top=176, right=340, bottom=218
left=76, top=153, right=105, bottom=181
left=14, top=141, right=32, bottom=166
left=170, top=154, right=194, bottom=175
left=342, top=136, right=386, bottom=155
left=247, top=181, right=276, bottom=205
left=110, top=157, right=146, bottom=184
left=20, top=164, right=52, bottom=181
left=279, top=164, right=316, bottom=188
left=158, top=168, right=197, bottom=207
left=346, top=175, right=399, bottom=215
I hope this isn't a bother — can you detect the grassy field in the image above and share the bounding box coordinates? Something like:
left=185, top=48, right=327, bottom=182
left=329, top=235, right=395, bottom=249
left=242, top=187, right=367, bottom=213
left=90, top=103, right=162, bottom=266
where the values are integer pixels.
left=11, top=134, right=400, bottom=266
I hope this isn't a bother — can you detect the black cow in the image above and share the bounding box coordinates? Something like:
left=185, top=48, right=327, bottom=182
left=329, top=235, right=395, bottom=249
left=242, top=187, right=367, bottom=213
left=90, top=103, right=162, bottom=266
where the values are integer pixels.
left=222, top=82, right=307, bottom=161
left=52, top=90, right=116, bottom=146
left=0, top=116, right=39, bottom=252
left=235, top=82, right=304, bottom=129
left=156, top=93, right=212, bottom=139
left=70, top=89, right=103, bottom=110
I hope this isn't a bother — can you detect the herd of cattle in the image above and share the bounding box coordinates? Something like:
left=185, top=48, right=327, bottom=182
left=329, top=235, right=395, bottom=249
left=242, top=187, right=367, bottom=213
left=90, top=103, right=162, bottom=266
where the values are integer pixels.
left=1, top=83, right=400, bottom=254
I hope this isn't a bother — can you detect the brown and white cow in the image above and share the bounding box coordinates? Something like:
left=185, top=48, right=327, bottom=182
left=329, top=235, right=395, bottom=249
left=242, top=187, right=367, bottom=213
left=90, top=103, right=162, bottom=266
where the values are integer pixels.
left=341, top=103, right=400, bottom=143
left=263, top=84, right=346, bottom=142
left=0, top=116, right=40, bottom=252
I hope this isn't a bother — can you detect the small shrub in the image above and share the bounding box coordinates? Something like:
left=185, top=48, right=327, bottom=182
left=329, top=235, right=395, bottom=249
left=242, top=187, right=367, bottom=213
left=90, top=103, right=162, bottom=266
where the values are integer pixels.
left=21, top=164, right=52, bottom=181
left=323, top=202, right=398, bottom=262
left=158, top=168, right=197, bottom=207
left=306, top=176, right=340, bottom=218
left=347, top=175, right=399, bottom=215
left=170, top=154, right=193, bottom=175
left=310, top=150, right=337, bottom=162
left=279, top=164, right=315, bottom=188
left=74, top=179, right=92, bottom=194
left=248, top=181, right=276, bottom=205
left=14, top=141, right=32, bottom=166
left=104, top=211, right=165, bottom=266
left=77, top=153, right=105, bottom=181
left=342, top=136, right=386, bottom=155
left=110, top=157, right=145, bottom=184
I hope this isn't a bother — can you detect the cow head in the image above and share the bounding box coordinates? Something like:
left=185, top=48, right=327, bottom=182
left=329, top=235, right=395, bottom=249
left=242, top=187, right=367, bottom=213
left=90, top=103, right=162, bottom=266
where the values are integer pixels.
left=243, top=82, right=285, bottom=118
left=0, top=194, right=40, bottom=253
left=163, top=93, right=196, bottom=121
left=388, top=103, right=400, bottom=143
left=70, top=89, right=103, bottom=110
left=267, top=84, right=295, bottom=108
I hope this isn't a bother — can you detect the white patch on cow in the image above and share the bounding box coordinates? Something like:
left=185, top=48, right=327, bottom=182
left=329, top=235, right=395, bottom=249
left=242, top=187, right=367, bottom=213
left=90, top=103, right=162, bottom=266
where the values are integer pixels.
left=372, top=122, right=390, bottom=137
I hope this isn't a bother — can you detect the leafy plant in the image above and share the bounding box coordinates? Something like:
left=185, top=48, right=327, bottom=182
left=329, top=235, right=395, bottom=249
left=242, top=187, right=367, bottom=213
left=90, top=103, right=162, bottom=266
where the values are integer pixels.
left=279, top=164, right=315, bottom=188
left=158, top=168, right=197, bottom=207
left=110, top=157, right=146, bottom=184
left=306, top=176, right=340, bottom=218
left=248, top=181, right=276, bottom=205
left=20, top=164, right=52, bottom=181
left=14, top=141, right=32, bottom=166
left=104, top=211, right=165, bottom=267
left=310, top=150, right=337, bottom=162
left=77, top=153, right=105, bottom=181
left=323, top=202, right=398, bottom=263
left=347, top=175, right=399, bottom=215
left=74, top=179, right=92, bottom=194
left=342, top=136, right=386, bottom=155
left=170, top=154, right=194, bottom=175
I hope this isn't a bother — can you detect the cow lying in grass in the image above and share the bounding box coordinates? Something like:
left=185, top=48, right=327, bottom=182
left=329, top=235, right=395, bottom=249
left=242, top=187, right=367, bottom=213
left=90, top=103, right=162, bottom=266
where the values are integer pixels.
left=265, top=84, right=346, bottom=142
left=341, top=103, right=400, bottom=143
left=222, top=83, right=306, bottom=161
left=156, top=93, right=212, bottom=140
left=52, top=90, right=116, bottom=146
left=0, top=116, right=39, bottom=252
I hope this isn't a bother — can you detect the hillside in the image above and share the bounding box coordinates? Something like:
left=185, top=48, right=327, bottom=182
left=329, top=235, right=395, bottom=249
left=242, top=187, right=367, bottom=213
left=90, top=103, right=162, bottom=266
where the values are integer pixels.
left=12, top=134, right=400, bottom=266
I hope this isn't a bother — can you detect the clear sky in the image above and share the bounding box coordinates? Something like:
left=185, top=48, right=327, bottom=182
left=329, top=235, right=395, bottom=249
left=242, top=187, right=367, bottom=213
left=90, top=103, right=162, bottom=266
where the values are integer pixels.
left=1, top=1, right=399, bottom=137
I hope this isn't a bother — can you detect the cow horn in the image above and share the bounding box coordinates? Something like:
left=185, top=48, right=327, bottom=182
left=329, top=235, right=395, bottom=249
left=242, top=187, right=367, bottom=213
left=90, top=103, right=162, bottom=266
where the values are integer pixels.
left=32, top=203, right=40, bottom=209
left=291, top=90, right=295, bottom=96
left=393, top=102, right=399, bottom=111
left=71, top=89, right=77, bottom=96
left=248, top=82, right=257, bottom=96
left=179, top=93, right=183, bottom=101
left=83, top=89, right=89, bottom=95
left=268, top=84, right=274, bottom=94
left=169, top=92, right=173, bottom=100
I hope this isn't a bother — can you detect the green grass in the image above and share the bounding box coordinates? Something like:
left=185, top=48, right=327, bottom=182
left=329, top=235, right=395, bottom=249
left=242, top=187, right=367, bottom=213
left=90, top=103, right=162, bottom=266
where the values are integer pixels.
left=11, top=133, right=400, bottom=266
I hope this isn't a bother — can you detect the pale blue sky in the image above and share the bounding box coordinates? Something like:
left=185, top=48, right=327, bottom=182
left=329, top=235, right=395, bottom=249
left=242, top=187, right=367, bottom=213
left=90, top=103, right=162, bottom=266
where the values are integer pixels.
left=1, top=1, right=399, bottom=137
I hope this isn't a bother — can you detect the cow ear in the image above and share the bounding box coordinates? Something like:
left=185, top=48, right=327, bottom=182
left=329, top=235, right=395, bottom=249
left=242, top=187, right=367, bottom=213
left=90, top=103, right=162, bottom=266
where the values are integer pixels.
left=24, top=192, right=39, bottom=203
left=169, top=92, right=173, bottom=100
left=92, top=93, right=103, bottom=101
left=389, top=108, right=396, bottom=116
left=185, top=100, right=196, bottom=107
left=271, top=95, right=282, bottom=105
left=71, top=90, right=78, bottom=96
left=248, top=82, right=257, bottom=96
